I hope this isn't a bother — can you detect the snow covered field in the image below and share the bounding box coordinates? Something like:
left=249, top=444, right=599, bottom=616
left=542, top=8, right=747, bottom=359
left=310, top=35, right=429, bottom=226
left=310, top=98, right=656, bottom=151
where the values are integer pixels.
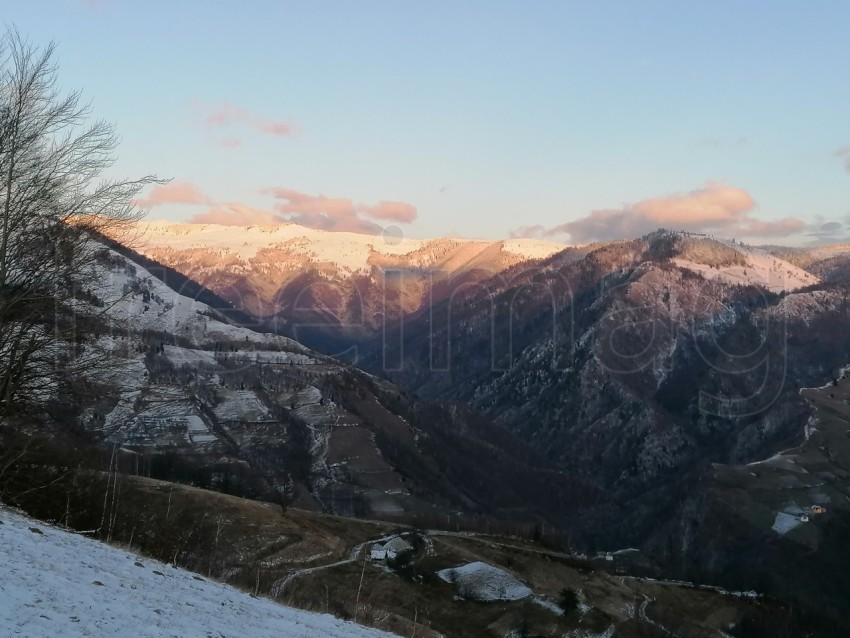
left=437, top=561, right=533, bottom=601
left=213, top=390, right=273, bottom=422
left=672, top=242, right=819, bottom=293
left=771, top=512, right=804, bottom=535
left=0, top=507, right=396, bottom=638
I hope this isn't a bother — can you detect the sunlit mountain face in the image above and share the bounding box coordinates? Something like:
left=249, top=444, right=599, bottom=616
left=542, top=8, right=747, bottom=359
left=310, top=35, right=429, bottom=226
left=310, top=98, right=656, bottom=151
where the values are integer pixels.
left=113, top=220, right=566, bottom=353
left=7, top=0, right=850, bottom=633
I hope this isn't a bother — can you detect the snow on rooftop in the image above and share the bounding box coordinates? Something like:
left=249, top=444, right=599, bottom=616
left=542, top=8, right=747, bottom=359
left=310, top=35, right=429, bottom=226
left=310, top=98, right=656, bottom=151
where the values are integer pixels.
left=377, top=536, right=413, bottom=553
left=0, top=506, right=396, bottom=638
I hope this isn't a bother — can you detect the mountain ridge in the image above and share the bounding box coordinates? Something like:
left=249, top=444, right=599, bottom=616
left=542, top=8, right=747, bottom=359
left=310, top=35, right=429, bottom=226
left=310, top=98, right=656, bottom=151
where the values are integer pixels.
left=107, top=220, right=567, bottom=353
left=7, top=225, right=850, bottom=633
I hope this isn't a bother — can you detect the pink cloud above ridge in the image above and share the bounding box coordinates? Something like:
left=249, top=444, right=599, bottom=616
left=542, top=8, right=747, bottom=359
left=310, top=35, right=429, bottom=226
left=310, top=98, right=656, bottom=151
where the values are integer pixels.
left=190, top=203, right=281, bottom=226
left=135, top=182, right=212, bottom=207
left=361, top=200, right=417, bottom=222
left=511, top=182, right=805, bottom=243
left=263, top=187, right=418, bottom=234
left=186, top=188, right=418, bottom=234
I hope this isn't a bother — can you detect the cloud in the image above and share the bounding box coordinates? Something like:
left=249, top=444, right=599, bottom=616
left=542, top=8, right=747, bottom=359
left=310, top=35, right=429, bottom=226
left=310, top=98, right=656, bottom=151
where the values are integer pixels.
left=186, top=188, right=418, bottom=234
left=835, top=146, right=850, bottom=172
left=204, top=102, right=295, bottom=137
left=263, top=187, right=418, bottom=234
left=518, top=182, right=806, bottom=243
left=362, top=200, right=417, bottom=222
left=191, top=101, right=296, bottom=146
left=135, top=182, right=212, bottom=207
left=509, top=225, right=547, bottom=239
left=819, top=221, right=844, bottom=233
left=189, top=203, right=281, bottom=226
left=805, top=217, right=850, bottom=244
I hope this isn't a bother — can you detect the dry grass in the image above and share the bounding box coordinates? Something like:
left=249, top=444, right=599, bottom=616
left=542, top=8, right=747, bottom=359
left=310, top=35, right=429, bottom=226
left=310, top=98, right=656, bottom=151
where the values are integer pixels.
left=6, top=465, right=772, bottom=637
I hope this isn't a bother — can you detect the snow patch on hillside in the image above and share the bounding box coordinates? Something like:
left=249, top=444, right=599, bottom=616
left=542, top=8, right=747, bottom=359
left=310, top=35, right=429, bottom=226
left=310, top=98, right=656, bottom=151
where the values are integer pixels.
left=437, top=561, right=532, bottom=601
left=771, top=512, right=803, bottom=535
left=93, top=248, right=307, bottom=353
left=184, top=414, right=216, bottom=444
left=230, top=350, right=317, bottom=365
left=501, top=238, right=565, bottom=260
left=213, top=390, right=273, bottom=422
left=673, top=246, right=819, bottom=293
left=0, top=506, right=396, bottom=638
left=164, top=345, right=219, bottom=368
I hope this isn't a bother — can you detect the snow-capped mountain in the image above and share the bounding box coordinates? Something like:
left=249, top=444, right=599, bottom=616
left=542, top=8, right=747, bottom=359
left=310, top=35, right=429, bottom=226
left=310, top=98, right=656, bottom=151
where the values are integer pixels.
left=137, top=220, right=564, bottom=274
left=115, top=221, right=566, bottom=352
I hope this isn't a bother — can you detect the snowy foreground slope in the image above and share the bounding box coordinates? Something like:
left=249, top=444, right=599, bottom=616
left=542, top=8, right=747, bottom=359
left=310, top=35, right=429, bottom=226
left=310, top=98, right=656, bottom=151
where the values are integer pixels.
left=0, top=507, right=396, bottom=638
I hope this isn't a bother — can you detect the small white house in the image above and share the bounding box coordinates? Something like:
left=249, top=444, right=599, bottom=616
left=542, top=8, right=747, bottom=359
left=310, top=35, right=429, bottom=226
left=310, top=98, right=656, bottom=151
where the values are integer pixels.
left=369, top=548, right=389, bottom=561
left=383, top=536, right=413, bottom=555
left=368, top=536, right=414, bottom=562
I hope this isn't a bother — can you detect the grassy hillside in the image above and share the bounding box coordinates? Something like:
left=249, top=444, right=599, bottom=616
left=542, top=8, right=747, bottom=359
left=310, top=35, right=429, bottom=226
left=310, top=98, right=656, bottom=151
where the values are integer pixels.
left=0, top=441, right=783, bottom=638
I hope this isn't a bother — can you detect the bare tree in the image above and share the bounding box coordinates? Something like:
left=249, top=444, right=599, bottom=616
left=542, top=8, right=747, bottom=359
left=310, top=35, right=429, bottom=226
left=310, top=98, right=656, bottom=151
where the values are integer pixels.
left=0, top=27, right=161, bottom=416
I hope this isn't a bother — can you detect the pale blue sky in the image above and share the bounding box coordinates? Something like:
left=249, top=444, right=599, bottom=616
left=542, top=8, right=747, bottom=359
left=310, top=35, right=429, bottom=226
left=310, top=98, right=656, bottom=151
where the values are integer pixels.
left=6, top=1, right=850, bottom=242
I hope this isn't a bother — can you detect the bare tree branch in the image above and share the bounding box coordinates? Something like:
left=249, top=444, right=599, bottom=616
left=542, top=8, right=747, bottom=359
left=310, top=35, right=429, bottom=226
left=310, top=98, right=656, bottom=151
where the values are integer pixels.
left=0, top=26, right=163, bottom=416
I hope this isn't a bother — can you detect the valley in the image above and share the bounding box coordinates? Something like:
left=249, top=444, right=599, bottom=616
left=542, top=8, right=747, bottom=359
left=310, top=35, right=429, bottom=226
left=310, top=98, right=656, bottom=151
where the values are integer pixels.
left=5, top=225, right=850, bottom=635
left=3, top=10, right=850, bottom=636
left=82, top=226, right=850, bottom=633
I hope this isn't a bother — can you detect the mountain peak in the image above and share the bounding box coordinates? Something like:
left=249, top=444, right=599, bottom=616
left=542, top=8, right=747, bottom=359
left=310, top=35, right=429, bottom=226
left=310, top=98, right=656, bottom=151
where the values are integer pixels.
left=638, top=229, right=820, bottom=292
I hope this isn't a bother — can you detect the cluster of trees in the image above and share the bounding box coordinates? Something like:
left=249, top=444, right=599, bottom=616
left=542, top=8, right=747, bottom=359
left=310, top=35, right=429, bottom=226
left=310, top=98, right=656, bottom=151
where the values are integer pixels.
left=0, top=28, right=159, bottom=417
left=677, top=236, right=748, bottom=268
